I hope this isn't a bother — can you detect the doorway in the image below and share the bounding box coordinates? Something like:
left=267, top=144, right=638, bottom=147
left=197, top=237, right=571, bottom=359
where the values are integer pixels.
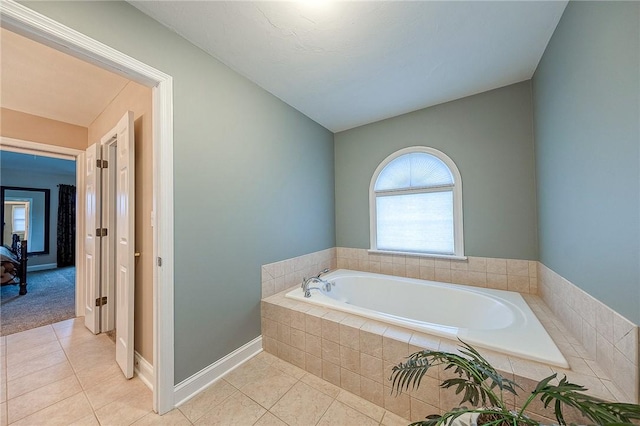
left=0, top=152, right=77, bottom=335
left=1, top=0, right=175, bottom=413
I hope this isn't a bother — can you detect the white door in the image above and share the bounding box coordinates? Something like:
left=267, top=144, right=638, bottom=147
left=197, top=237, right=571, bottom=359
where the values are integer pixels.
left=84, top=143, right=101, bottom=334
left=114, top=111, right=135, bottom=379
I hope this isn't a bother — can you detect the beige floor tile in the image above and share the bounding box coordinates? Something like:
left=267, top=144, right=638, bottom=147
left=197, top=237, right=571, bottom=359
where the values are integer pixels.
left=381, top=410, right=412, bottom=426
left=0, top=381, right=5, bottom=404
left=10, top=392, right=93, bottom=426
left=94, top=385, right=153, bottom=426
left=178, top=379, right=237, bottom=423
left=84, top=374, right=148, bottom=410
left=299, top=373, right=340, bottom=398
left=270, top=381, right=333, bottom=426
left=66, top=342, right=116, bottom=372
left=240, top=369, right=298, bottom=409
left=271, top=357, right=306, bottom=379
left=63, top=334, right=114, bottom=355
left=317, top=400, right=379, bottom=426
left=6, top=340, right=62, bottom=368
left=7, top=375, right=81, bottom=423
left=254, top=412, right=288, bottom=426
left=75, top=361, right=122, bottom=390
left=0, top=402, right=6, bottom=426
left=52, top=318, right=85, bottom=336
left=68, top=414, right=100, bottom=426
left=132, top=408, right=192, bottom=425
left=252, top=351, right=279, bottom=365
left=6, top=325, right=55, bottom=346
left=6, top=350, right=67, bottom=382
left=58, top=330, right=101, bottom=349
left=7, top=359, right=74, bottom=399
left=336, top=389, right=386, bottom=422
left=223, top=357, right=283, bottom=389
left=5, top=334, right=58, bottom=356
left=194, top=392, right=265, bottom=426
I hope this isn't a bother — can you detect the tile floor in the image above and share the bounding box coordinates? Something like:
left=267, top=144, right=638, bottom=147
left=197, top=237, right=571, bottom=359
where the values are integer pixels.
left=1, top=318, right=411, bottom=425
left=0, top=318, right=153, bottom=425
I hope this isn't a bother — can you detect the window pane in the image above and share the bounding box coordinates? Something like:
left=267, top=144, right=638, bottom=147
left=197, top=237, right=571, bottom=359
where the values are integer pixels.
left=375, top=154, right=411, bottom=190
left=375, top=152, right=453, bottom=191
left=12, top=207, right=26, bottom=232
left=13, top=219, right=25, bottom=232
left=376, top=191, right=454, bottom=254
left=409, top=153, right=453, bottom=187
left=12, top=207, right=25, bottom=220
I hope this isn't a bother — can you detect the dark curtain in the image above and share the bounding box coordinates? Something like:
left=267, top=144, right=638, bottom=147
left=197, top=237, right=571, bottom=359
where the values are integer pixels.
left=57, top=184, right=76, bottom=267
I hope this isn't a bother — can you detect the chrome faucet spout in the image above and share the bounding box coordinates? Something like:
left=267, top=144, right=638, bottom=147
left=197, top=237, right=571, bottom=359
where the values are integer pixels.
left=315, top=268, right=330, bottom=278
left=301, top=269, right=332, bottom=298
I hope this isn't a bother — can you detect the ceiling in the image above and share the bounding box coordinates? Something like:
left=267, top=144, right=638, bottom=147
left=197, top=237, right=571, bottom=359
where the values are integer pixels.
left=1, top=2, right=568, bottom=133
left=129, top=1, right=568, bottom=132
left=0, top=28, right=130, bottom=127
left=0, top=151, right=76, bottom=175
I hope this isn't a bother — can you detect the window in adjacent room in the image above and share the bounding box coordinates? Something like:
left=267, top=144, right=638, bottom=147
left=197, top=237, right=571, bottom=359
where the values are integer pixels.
left=369, top=146, right=464, bottom=258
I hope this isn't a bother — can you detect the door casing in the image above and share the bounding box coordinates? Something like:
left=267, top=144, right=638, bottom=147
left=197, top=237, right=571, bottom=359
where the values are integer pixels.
left=1, top=0, right=175, bottom=414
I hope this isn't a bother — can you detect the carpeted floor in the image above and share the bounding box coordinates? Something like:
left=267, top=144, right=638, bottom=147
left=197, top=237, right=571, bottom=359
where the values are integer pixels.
left=0, top=266, right=75, bottom=336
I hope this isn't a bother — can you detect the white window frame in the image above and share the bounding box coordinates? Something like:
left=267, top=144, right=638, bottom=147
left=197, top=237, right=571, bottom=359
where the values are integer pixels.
left=369, top=146, right=465, bottom=259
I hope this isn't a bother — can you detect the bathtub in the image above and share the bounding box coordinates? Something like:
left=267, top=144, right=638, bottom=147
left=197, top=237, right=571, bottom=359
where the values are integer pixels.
left=285, top=269, right=568, bottom=368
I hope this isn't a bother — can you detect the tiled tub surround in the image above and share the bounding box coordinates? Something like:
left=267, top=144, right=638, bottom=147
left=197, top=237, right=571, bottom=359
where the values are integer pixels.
left=285, top=269, right=567, bottom=368
left=538, top=263, right=639, bottom=403
left=262, top=289, right=630, bottom=424
left=262, top=247, right=538, bottom=299
left=261, top=247, right=638, bottom=404
left=336, top=248, right=539, bottom=294
left=261, top=248, right=336, bottom=298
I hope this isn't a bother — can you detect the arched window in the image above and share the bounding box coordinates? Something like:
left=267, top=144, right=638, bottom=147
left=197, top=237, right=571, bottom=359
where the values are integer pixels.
left=369, top=146, right=464, bottom=258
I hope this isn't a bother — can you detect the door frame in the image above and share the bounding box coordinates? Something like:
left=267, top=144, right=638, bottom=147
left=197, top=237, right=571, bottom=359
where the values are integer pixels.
left=0, top=137, right=83, bottom=313
left=0, top=1, right=175, bottom=414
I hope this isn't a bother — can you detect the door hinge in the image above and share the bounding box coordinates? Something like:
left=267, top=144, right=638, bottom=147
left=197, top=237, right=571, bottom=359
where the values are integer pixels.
left=96, top=228, right=108, bottom=237
left=96, top=159, right=108, bottom=168
left=95, top=296, right=108, bottom=307
left=157, top=257, right=163, bottom=267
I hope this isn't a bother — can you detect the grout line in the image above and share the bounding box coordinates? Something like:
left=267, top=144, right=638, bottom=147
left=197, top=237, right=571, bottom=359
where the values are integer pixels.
left=3, top=318, right=152, bottom=426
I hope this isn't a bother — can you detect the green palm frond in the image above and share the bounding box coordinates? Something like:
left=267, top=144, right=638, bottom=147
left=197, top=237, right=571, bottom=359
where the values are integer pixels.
left=391, top=340, right=518, bottom=409
left=531, top=374, right=640, bottom=425
left=407, top=407, right=536, bottom=426
left=389, top=341, right=640, bottom=426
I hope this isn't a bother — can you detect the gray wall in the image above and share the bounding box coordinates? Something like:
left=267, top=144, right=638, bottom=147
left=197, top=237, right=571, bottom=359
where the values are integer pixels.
left=21, top=1, right=336, bottom=383
left=335, top=81, right=538, bottom=260
left=532, top=1, right=640, bottom=324
left=1, top=168, right=76, bottom=267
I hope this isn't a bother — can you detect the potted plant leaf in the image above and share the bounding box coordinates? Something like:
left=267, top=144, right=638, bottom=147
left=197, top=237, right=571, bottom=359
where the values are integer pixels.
left=390, top=341, right=640, bottom=425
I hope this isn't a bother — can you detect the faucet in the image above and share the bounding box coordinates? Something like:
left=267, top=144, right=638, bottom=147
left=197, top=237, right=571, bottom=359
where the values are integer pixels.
left=301, top=268, right=331, bottom=298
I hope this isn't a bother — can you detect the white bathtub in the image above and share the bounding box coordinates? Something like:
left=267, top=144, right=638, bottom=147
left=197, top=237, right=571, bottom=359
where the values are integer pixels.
left=285, top=269, right=568, bottom=368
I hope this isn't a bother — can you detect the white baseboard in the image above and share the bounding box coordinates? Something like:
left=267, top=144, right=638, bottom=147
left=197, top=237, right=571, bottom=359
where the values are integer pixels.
left=135, top=351, right=154, bottom=391
left=27, top=263, right=57, bottom=272
left=173, top=336, right=263, bottom=407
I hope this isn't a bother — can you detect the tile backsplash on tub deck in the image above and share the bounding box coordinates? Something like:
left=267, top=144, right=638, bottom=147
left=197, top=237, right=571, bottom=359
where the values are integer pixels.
left=261, top=248, right=336, bottom=298
left=538, top=263, right=639, bottom=403
left=260, top=247, right=538, bottom=298
left=335, top=248, right=538, bottom=294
